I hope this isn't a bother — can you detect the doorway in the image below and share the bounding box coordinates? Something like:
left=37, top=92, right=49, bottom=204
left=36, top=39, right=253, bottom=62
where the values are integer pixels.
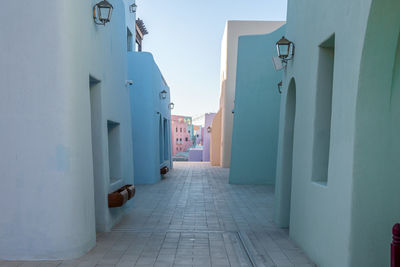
left=275, top=78, right=296, bottom=228
left=89, top=76, right=105, bottom=232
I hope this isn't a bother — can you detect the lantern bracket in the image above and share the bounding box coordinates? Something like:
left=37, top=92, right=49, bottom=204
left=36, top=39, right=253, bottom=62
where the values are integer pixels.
left=277, top=81, right=283, bottom=94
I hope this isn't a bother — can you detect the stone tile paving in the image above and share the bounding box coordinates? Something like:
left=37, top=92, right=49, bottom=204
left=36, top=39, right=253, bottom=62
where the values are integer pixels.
left=0, top=162, right=315, bottom=267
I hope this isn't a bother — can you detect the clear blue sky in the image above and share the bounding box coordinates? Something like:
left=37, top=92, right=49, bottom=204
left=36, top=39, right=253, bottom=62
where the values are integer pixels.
left=136, top=0, right=287, bottom=117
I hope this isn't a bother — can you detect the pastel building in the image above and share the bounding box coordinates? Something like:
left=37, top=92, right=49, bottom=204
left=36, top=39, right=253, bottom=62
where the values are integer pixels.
left=203, top=113, right=216, bottom=162
left=210, top=110, right=222, bottom=166
left=171, top=115, right=193, bottom=156
left=216, top=21, right=286, bottom=168
left=274, top=0, right=400, bottom=266
left=189, top=148, right=204, bottom=162
left=229, top=24, right=285, bottom=185
left=193, top=125, right=203, bottom=146
left=128, top=52, right=172, bottom=185
left=0, top=0, right=136, bottom=260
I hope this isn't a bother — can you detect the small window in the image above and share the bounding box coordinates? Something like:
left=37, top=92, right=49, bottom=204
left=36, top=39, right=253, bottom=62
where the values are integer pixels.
left=127, top=28, right=133, bottom=52
left=312, top=34, right=335, bottom=185
left=107, top=121, right=121, bottom=183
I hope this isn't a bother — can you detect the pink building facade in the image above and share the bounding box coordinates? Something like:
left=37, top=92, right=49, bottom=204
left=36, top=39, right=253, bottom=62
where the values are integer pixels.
left=171, top=115, right=193, bottom=156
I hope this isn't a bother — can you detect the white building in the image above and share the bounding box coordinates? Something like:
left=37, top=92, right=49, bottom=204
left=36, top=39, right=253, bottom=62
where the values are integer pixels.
left=0, top=0, right=137, bottom=260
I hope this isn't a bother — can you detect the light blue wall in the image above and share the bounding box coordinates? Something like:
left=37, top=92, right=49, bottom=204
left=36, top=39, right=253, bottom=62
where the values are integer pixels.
left=0, top=0, right=135, bottom=259
left=128, top=52, right=172, bottom=185
left=229, top=25, right=285, bottom=185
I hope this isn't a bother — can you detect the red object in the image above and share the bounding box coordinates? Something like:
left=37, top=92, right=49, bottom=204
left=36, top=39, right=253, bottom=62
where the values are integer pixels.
left=392, top=224, right=400, bottom=267
left=161, top=166, right=169, bottom=175
left=108, top=185, right=136, bottom=208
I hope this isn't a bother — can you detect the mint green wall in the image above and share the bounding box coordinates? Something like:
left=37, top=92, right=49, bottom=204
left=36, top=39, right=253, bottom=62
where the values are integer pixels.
left=275, top=0, right=372, bottom=266
left=274, top=78, right=296, bottom=227
left=276, top=0, right=400, bottom=266
left=352, top=0, right=400, bottom=266
left=229, top=25, right=284, bottom=185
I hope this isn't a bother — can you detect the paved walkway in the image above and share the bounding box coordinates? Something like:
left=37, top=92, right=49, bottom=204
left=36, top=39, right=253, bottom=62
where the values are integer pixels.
left=1, top=162, right=314, bottom=267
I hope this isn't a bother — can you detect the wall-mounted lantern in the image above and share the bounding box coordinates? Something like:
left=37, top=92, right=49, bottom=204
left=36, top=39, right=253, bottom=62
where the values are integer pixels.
left=277, top=81, right=283, bottom=94
left=168, top=103, right=175, bottom=110
left=207, top=126, right=212, bottom=133
left=93, top=0, right=113, bottom=26
left=160, top=90, right=168, bottom=100
left=276, top=36, right=295, bottom=63
left=129, top=3, right=137, bottom=13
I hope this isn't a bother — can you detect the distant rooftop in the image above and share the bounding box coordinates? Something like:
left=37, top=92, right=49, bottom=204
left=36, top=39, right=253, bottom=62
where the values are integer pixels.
left=136, top=18, right=148, bottom=36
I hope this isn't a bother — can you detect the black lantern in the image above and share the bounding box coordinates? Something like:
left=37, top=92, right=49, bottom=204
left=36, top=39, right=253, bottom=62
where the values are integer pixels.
left=276, top=36, right=295, bottom=61
left=160, top=90, right=168, bottom=100
left=207, top=126, right=212, bottom=133
left=168, top=103, right=175, bottom=110
left=129, top=3, right=137, bottom=13
left=93, top=0, right=113, bottom=26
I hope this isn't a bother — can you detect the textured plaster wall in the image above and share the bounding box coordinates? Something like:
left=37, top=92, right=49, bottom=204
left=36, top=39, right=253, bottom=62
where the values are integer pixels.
left=275, top=0, right=372, bottom=266
left=0, top=0, right=135, bottom=260
left=219, top=21, right=285, bottom=168
left=274, top=79, right=296, bottom=227
left=210, top=110, right=222, bottom=166
left=229, top=25, right=284, bottom=185
left=351, top=0, right=400, bottom=266
left=128, top=52, right=172, bottom=185
left=203, top=113, right=216, bottom=162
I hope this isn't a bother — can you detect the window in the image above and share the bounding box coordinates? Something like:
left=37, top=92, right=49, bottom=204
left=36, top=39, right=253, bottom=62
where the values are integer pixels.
left=163, top=119, right=169, bottom=160
left=107, top=121, right=121, bottom=183
left=176, top=138, right=178, bottom=142
left=127, top=28, right=133, bottom=52
left=180, top=138, right=182, bottom=142
left=180, top=128, right=182, bottom=133
left=176, top=127, right=178, bottom=132
left=185, top=137, right=188, bottom=142
left=312, top=34, right=335, bottom=185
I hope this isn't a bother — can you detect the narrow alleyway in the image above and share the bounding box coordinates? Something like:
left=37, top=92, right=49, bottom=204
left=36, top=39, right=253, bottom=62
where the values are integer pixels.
left=1, top=163, right=314, bottom=267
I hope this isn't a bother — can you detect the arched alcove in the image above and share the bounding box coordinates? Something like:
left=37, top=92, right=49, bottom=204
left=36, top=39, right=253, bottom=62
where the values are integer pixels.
left=275, top=78, right=296, bottom=227
left=352, top=0, right=400, bottom=265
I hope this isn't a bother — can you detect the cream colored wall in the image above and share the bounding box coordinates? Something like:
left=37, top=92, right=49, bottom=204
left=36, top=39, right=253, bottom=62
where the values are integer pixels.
left=210, top=110, right=222, bottom=166
left=219, top=21, right=286, bottom=168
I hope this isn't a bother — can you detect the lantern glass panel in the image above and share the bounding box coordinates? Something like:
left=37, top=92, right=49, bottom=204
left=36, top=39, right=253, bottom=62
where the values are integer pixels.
left=99, top=7, right=111, bottom=21
left=278, top=44, right=290, bottom=58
